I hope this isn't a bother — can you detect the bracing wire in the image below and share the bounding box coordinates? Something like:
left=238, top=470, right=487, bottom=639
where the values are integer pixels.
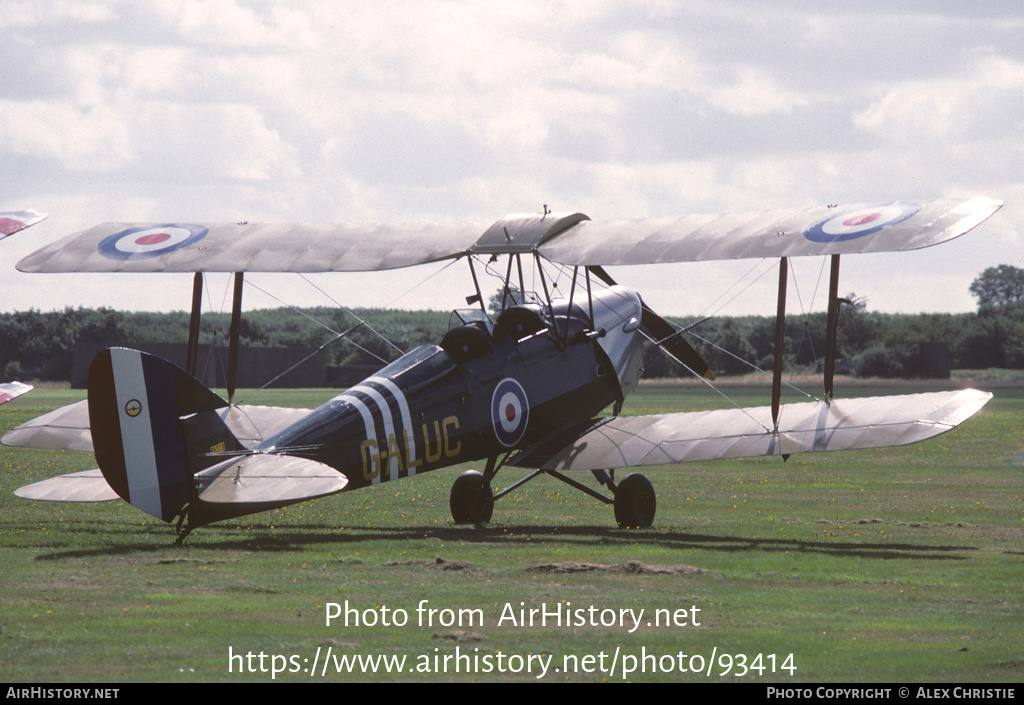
left=242, top=277, right=391, bottom=364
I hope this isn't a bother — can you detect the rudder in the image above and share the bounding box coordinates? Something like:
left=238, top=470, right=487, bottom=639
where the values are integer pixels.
left=88, top=348, right=228, bottom=522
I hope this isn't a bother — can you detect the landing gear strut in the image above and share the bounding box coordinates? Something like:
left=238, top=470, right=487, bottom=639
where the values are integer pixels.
left=447, top=458, right=655, bottom=528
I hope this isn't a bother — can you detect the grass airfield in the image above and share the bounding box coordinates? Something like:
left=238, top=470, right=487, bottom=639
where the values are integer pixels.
left=1, top=382, right=1022, bottom=683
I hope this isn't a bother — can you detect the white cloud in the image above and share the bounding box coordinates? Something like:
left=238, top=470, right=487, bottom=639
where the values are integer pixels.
left=130, top=102, right=301, bottom=182
left=0, top=1, right=1020, bottom=316
left=150, top=0, right=315, bottom=49
left=0, top=99, right=135, bottom=171
left=0, top=0, right=115, bottom=29
left=704, top=66, right=811, bottom=116
left=854, top=54, right=1024, bottom=142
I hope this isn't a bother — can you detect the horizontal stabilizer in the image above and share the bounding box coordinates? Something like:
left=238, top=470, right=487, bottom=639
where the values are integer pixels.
left=523, top=389, right=992, bottom=471
left=2, top=399, right=312, bottom=452
left=15, top=469, right=119, bottom=503
left=196, top=454, right=348, bottom=505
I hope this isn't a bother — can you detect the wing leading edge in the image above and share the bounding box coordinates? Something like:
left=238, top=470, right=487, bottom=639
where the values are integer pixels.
left=514, top=389, right=992, bottom=471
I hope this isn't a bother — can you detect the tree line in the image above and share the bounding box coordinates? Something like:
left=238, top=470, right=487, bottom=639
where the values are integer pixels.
left=3, top=265, right=1020, bottom=383
left=1, top=296, right=1021, bottom=384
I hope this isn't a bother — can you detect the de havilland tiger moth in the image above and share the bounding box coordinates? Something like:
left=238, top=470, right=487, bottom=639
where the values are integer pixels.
left=6, top=197, right=1002, bottom=540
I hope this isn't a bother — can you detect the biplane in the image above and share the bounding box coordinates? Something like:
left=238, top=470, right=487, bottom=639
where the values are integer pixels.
left=7, top=197, right=1002, bottom=540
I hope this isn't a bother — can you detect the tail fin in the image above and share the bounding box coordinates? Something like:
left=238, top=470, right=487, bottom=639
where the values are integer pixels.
left=88, top=348, right=230, bottom=522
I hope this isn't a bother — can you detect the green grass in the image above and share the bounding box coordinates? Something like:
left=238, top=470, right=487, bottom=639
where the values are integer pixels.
left=1, top=383, right=1022, bottom=682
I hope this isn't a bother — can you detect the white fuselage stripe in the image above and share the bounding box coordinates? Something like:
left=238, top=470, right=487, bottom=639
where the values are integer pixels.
left=109, top=348, right=162, bottom=519
left=336, top=394, right=379, bottom=484
left=349, top=384, right=399, bottom=480
left=367, top=376, right=417, bottom=475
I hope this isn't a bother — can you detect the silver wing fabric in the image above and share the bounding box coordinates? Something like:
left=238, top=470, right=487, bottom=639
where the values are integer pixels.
left=538, top=197, right=1002, bottom=266
left=16, top=197, right=1001, bottom=273
left=17, top=221, right=488, bottom=273
left=2, top=400, right=313, bottom=452
left=14, top=469, right=119, bottom=503
left=195, top=454, right=348, bottom=505
left=520, top=389, right=992, bottom=471
left=12, top=452, right=348, bottom=506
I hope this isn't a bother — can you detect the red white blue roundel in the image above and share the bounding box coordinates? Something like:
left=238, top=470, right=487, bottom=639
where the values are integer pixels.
left=491, top=378, right=529, bottom=447
left=98, top=224, right=209, bottom=261
left=804, top=203, right=921, bottom=243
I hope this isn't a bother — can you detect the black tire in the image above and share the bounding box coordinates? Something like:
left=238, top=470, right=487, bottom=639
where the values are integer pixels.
left=613, top=473, right=656, bottom=528
left=450, top=470, right=494, bottom=524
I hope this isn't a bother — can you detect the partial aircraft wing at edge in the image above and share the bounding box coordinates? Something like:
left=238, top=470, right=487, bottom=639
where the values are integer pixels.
left=14, top=196, right=1001, bottom=274
left=514, top=389, right=992, bottom=471
left=0, top=381, right=33, bottom=405
left=0, top=210, right=46, bottom=238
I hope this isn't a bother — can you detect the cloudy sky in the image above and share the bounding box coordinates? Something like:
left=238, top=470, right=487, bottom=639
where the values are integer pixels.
left=1, top=1, right=1021, bottom=320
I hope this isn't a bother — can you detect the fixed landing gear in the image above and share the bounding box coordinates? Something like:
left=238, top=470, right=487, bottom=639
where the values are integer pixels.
left=450, top=470, right=494, bottom=524
left=447, top=462, right=655, bottom=529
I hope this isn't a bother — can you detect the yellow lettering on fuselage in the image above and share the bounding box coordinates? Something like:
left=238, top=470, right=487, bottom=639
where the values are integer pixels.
left=361, top=439, right=380, bottom=481
left=443, top=416, right=461, bottom=458
left=423, top=421, right=442, bottom=463
left=365, top=416, right=461, bottom=484
left=405, top=429, right=423, bottom=471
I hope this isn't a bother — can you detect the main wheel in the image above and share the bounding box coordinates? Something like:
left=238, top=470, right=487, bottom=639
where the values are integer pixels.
left=450, top=470, right=494, bottom=524
left=613, top=473, right=656, bottom=528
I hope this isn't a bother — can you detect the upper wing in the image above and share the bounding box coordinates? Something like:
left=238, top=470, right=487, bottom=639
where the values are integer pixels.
left=17, top=221, right=488, bottom=273
left=538, top=196, right=1001, bottom=266
left=0, top=210, right=46, bottom=238
left=513, top=389, right=992, bottom=471
left=15, top=197, right=1000, bottom=273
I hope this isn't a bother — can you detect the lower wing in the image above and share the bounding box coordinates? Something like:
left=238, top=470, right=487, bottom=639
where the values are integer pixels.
left=515, top=389, right=991, bottom=470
